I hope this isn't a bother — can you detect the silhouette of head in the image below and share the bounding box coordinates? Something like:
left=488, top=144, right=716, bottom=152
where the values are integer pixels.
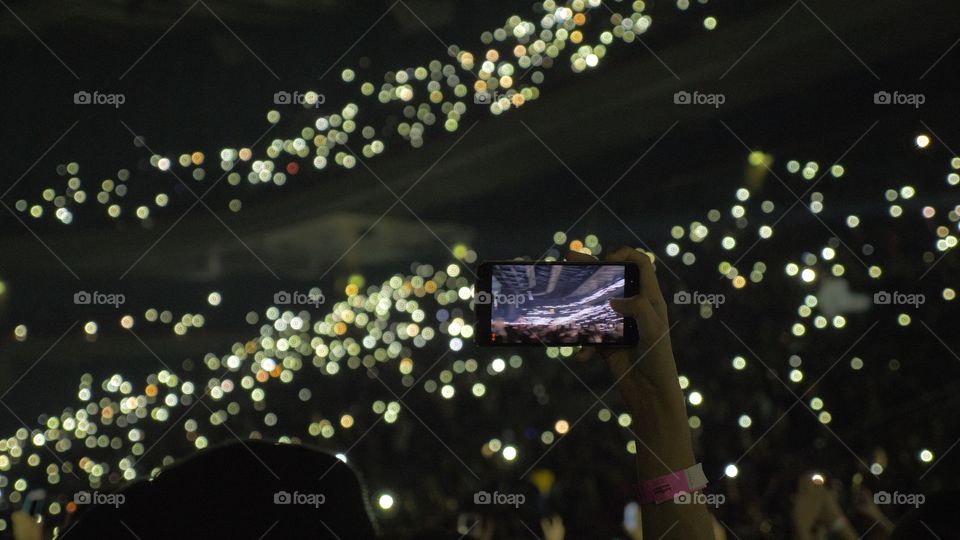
left=67, top=440, right=377, bottom=539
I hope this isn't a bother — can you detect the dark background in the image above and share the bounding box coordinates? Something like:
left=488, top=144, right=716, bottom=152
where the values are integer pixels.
left=1, top=0, right=959, bottom=537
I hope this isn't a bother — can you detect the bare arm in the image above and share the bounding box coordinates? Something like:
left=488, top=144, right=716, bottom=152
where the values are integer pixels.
left=568, top=247, right=713, bottom=540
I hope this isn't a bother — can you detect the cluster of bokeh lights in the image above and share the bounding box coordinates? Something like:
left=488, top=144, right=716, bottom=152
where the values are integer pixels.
left=7, top=0, right=706, bottom=226
left=4, top=140, right=957, bottom=528
left=2, top=0, right=958, bottom=533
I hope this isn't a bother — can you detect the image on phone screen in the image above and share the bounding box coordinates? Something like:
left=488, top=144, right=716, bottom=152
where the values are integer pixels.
left=475, top=262, right=639, bottom=346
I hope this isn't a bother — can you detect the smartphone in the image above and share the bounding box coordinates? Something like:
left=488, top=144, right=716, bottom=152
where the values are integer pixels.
left=23, top=488, right=46, bottom=517
left=474, top=261, right=640, bottom=346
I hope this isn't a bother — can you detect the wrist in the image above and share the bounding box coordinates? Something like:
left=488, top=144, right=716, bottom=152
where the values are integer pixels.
left=634, top=421, right=696, bottom=479
left=636, top=441, right=696, bottom=480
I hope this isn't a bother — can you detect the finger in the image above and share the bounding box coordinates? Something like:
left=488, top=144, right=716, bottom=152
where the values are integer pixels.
left=609, top=296, right=677, bottom=388
left=605, top=247, right=664, bottom=304
left=605, top=247, right=666, bottom=315
left=610, top=296, right=666, bottom=342
left=565, top=249, right=598, bottom=263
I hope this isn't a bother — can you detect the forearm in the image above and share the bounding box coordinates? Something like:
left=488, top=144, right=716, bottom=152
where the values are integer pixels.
left=631, top=394, right=714, bottom=540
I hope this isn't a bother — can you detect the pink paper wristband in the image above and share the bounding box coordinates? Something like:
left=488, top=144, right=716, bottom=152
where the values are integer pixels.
left=638, top=463, right=708, bottom=505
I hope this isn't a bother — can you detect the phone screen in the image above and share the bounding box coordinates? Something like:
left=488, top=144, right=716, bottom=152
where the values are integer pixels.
left=475, top=262, right=639, bottom=346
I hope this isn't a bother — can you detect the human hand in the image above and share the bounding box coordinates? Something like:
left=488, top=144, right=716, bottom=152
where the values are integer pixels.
left=566, top=247, right=690, bottom=470
left=566, top=247, right=712, bottom=539
left=853, top=488, right=884, bottom=521
left=821, top=487, right=855, bottom=539
left=792, top=475, right=826, bottom=539
left=793, top=474, right=860, bottom=540
left=853, top=488, right=895, bottom=534
left=540, top=514, right=565, bottom=540
left=11, top=511, right=42, bottom=540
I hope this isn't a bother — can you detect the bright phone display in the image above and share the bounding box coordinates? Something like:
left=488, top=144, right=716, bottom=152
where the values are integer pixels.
left=475, top=262, right=639, bottom=346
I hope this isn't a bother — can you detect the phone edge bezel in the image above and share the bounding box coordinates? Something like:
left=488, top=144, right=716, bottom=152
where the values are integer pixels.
left=473, top=260, right=640, bottom=347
